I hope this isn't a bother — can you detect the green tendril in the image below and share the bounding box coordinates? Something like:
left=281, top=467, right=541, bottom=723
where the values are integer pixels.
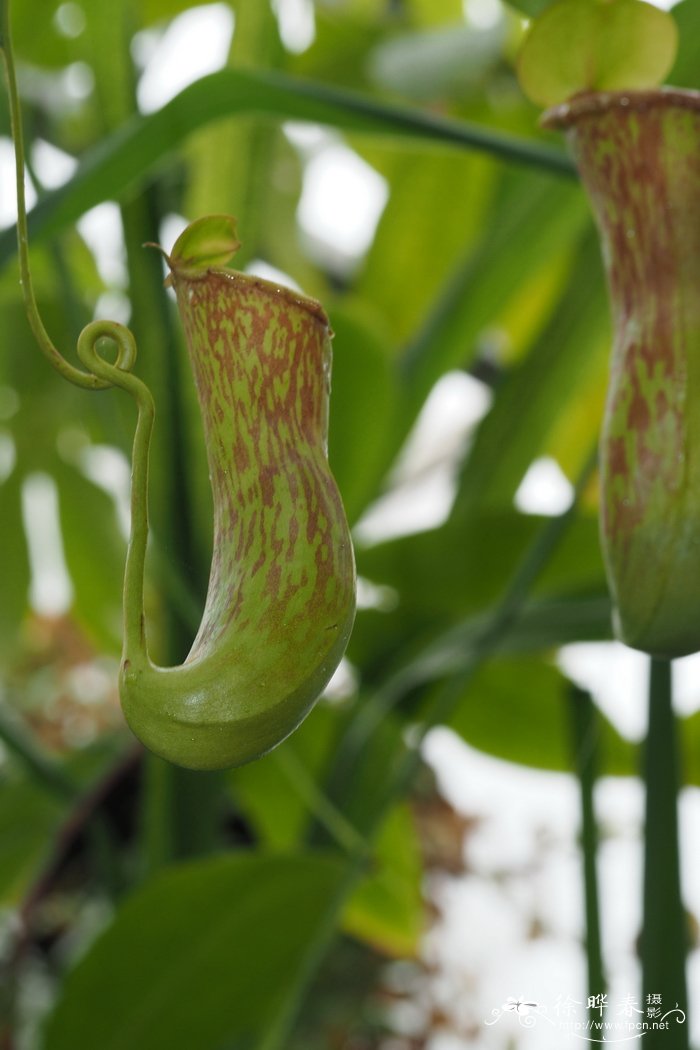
left=76, top=322, right=154, bottom=665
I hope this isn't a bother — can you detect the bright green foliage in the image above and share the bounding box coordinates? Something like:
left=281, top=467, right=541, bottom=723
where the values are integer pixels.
left=517, top=0, right=678, bottom=106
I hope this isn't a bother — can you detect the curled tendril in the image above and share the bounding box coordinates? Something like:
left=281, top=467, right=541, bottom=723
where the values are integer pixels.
left=73, top=320, right=155, bottom=664
left=77, top=320, right=138, bottom=379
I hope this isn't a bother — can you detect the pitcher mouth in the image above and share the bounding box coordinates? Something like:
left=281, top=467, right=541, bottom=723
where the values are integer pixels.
left=541, top=86, right=700, bottom=131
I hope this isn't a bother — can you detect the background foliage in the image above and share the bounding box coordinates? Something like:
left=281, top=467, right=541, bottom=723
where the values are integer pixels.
left=0, top=0, right=698, bottom=1046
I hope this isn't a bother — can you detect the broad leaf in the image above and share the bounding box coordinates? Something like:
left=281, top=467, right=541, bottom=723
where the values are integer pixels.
left=43, top=853, right=346, bottom=1050
left=446, top=654, right=636, bottom=775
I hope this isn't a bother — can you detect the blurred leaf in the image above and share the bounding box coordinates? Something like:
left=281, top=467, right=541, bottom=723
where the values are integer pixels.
left=408, top=0, right=465, bottom=25
left=327, top=305, right=397, bottom=523
left=368, top=21, right=506, bottom=102
left=230, top=703, right=340, bottom=849
left=678, top=708, right=700, bottom=787
left=185, top=0, right=285, bottom=269
left=138, top=0, right=230, bottom=24
left=0, top=69, right=572, bottom=269
left=451, top=228, right=607, bottom=518
left=357, top=148, right=495, bottom=344
left=44, top=852, right=345, bottom=1050
left=350, top=509, right=608, bottom=685
left=381, top=593, right=612, bottom=703
left=0, top=773, right=65, bottom=904
left=344, top=803, right=423, bottom=957
left=543, top=345, right=607, bottom=476
left=53, top=457, right=126, bottom=655
left=0, top=467, right=30, bottom=664
left=290, top=6, right=385, bottom=90
left=357, top=511, right=605, bottom=625
left=668, top=0, right=700, bottom=90
left=10, top=0, right=73, bottom=68
left=394, top=169, right=587, bottom=449
left=327, top=706, right=409, bottom=837
left=506, top=0, right=553, bottom=16
left=446, top=654, right=636, bottom=775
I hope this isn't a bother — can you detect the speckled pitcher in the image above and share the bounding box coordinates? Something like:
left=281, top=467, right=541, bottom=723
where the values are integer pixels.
left=544, top=89, right=700, bottom=657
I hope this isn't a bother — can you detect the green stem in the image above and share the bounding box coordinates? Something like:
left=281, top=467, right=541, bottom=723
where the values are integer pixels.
left=259, top=447, right=598, bottom=1050
left=642, top=658, right=688, bottom=1048
left=0, top=1, right=106, bottom=390
left=569, top=685, right=604, bottom=1009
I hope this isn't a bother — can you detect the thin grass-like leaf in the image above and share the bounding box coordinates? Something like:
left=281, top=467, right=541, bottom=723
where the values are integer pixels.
left=0, top=68, right=572, bottom=267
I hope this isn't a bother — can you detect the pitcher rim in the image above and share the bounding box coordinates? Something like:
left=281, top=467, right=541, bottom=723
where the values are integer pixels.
left=541, top=87, right=700, bottom=131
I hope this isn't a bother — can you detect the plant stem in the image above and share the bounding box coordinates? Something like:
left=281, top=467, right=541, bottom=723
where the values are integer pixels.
left=569, top=685, right=604, bottom=1008
left=642, top=658, right=688, bottom=1048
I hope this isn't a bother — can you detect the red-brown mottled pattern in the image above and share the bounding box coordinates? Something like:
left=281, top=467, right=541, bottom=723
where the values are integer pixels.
left=172, top=268, right=354, bottom=674
left=543, top=91, right=700, bottom=654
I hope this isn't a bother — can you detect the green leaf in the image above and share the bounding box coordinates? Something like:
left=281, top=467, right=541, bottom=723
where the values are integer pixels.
left=667, top=0, right=700, bottom=90
left=350, top=506, right=609, bottom=691
left=408, top=0, right=464, bottom=26
left=357, top=147, right=495, bottom=345
left=184, top=0, right=284, bottom=270
left=229, top=703, right=340, bottom=849
left=43, top=852, right=346, bottom=1050
left=169, top=215, right=242, bottom=274
left=53, top=457, right=126, bottom=655
left=344, top=804, right=423, bottom=958
left=381, top=593, right=612, bottom=703
left=506, top=0, right=553, bottom=16
left=517, top=0, right=678, bottom=108
left=678, top=708, right=700, bottom=788
left=356, top=511, right=605, bottom=629
left=0, top=70, right=572, bottom=269
left=327, top=305, right=397, bottom=524
left=0, top=467, right=30, bottom=664
left=368, top=21, right=506, bottom=102
left=0, top=773, right=65, bottom=904
left=446, top=654, right=636, bottom=775
left=394, top=169, right=587, bottom=450
left=450, top=228, right=608, bottom=518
